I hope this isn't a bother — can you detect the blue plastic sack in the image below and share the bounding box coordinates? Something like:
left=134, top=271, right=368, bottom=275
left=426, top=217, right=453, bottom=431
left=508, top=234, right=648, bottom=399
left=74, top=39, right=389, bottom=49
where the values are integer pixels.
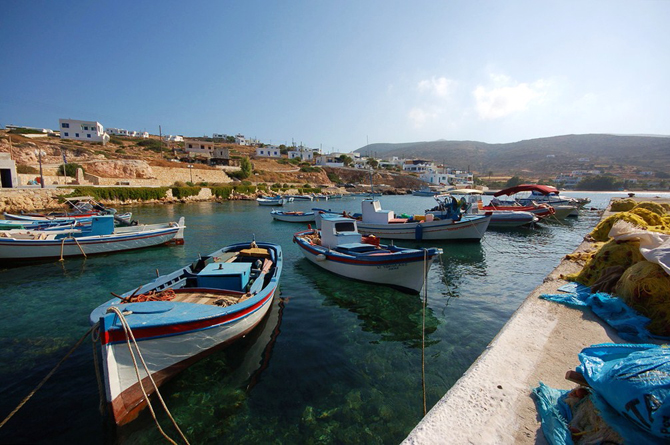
left=532, top=382, right=574, bottom=445
left=577, top=343, right=670, bottom=443
left=540, top=283, right=655, bottom=342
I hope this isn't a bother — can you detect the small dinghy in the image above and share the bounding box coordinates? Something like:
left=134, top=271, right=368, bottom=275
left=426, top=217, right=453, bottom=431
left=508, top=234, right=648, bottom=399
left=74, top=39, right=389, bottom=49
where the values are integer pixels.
left=270, top=210, right=316, bottom=223
left=256, top=196, right=285, bottom=206
left=90, top=241, right=282, bottom=426
left=294, top=215, right=441, bottom=293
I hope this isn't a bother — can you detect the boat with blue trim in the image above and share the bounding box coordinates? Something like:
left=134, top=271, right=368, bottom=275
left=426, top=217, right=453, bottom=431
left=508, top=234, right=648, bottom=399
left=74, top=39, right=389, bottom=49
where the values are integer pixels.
left=0, top=215, right=185, bottom=262
left=270, top=209, right=316, bottom=222
left=89, top=241, right=282, bottom=426
left=294, top=215, right=441, bottom=293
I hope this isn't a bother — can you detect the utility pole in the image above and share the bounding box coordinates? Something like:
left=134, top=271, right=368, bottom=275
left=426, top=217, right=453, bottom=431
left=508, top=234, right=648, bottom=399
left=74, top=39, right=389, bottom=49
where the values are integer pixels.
left=159, top=125, right=163, bottom=159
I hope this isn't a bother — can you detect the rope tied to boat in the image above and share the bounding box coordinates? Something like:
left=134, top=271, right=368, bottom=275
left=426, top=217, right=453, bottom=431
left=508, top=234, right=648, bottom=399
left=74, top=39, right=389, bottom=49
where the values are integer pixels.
left=108, top=306, right=190, bottom=445
left=0, top=324, right=97, bottom=430
left=421, top=248, right=428, bottom=417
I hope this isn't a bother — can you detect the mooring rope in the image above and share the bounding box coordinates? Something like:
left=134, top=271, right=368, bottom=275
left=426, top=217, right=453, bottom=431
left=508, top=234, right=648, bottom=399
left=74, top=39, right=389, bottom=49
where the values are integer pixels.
left=0, top=325, right=95, bottom=430
left=108, top=306, right=190, bottom=445
left=421, top=249, right=428, bottom=417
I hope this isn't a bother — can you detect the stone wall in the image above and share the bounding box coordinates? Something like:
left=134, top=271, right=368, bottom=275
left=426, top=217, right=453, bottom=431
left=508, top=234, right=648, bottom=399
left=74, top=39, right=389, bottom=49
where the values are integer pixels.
left=0, top=188, right=75, bottom=213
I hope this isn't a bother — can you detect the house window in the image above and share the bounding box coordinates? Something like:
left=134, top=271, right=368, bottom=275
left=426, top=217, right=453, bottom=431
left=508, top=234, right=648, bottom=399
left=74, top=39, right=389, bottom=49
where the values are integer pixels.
left=64, top=132, right=69, bottom=136
left=260, top=151, right=264, bottom=155
left=75, top=133, right=79, bottom=137
left=62, top=123, right=69, bottom=128
left=87, top=134, right=91, bottom=138
left=83, top=126, right=88, bottom=130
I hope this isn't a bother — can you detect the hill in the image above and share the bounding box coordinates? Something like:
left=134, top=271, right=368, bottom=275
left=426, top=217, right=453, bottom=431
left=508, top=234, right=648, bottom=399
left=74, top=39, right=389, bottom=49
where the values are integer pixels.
left=355, top=134, right=670, bottom=176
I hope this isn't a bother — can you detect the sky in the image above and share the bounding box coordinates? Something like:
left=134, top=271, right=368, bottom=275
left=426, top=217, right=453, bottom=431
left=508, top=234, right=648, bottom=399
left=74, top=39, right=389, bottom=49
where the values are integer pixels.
left=1, top=0, right=669, bottom=153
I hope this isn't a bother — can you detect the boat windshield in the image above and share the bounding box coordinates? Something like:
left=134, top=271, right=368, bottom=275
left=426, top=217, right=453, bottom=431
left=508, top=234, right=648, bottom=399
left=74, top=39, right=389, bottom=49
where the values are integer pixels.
left=334, top=221, right=356, bottom=232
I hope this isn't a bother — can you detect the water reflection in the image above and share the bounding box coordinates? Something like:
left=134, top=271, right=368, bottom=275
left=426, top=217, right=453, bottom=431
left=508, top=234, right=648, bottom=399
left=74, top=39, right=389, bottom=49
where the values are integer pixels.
left=296, top=259, right=440, bottom=348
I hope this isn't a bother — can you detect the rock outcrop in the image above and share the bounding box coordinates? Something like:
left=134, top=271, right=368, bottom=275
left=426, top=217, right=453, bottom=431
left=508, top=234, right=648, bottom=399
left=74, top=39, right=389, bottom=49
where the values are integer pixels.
left=83, top=160, right=154, bottom=179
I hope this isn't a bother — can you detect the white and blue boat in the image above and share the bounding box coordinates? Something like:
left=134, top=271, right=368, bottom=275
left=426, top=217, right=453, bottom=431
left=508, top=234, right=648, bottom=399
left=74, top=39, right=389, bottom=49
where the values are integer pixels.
left=294, top=215, right=441, bottom=293
left=270, top=209, right=316, bottom=223
left=256, top=196, right=285, bottom=206
left=0, top=215, right=185, bottom=262
left=90, top=241, right=282, bottom=426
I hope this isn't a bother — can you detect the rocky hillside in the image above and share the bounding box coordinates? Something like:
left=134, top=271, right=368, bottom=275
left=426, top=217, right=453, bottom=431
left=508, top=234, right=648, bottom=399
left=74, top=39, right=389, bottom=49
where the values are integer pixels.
left=356, top=134, right=670, bottom=176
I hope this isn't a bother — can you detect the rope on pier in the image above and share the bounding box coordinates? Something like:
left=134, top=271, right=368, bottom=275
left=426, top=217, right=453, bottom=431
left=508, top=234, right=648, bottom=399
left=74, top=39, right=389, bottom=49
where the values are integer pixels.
left=0, top=325, right=96, bottom=430
left=108, top=306, right=190, bottom=445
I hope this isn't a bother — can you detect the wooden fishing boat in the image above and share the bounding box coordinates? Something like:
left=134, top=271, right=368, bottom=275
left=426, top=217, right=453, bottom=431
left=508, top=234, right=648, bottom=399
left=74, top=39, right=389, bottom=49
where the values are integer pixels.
left=354, top=199, right=491, bottom=241
left=294, top=216, right=440, bottom=293
left=270, top=209, right=316, bottom=223
left=0, top=215, right=185, bottom=261
left=89, top=241, right=282, bottom=426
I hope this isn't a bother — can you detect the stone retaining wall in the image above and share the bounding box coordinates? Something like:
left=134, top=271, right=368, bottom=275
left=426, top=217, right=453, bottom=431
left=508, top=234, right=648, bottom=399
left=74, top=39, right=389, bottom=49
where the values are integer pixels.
left=0, top=188, right=75, bottom=213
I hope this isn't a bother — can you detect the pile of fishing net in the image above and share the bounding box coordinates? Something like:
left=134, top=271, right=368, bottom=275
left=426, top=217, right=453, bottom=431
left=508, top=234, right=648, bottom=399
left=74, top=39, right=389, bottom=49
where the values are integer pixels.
left=566, top=239, right=643, bottom=287
left=589, top=201, right=670, bottom=242
left=568, top=201, right=670, bottom=337
left=615, top=261, right=670, bottom=336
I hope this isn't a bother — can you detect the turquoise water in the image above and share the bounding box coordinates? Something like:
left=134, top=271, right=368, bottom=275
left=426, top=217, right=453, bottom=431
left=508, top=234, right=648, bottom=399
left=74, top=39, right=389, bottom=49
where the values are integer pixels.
left=0, top=192, right=666, bottom=444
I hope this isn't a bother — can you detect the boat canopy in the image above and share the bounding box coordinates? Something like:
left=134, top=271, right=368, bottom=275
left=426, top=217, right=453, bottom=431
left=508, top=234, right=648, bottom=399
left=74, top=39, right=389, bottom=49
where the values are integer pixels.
left=493, top=184, right=559, bottom=197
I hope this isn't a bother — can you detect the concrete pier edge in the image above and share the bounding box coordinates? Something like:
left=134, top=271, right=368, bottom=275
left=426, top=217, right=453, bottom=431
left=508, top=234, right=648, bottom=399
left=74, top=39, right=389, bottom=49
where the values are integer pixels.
left=403, top=197, right=668, bottom=444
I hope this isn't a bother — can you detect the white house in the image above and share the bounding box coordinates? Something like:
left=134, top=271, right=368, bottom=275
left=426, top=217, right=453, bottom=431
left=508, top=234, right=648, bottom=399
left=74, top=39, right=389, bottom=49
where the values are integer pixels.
left=403, top=160, right=435, bottom=173
left=163, top=135, right=184, bottom=142
left=59, top=119, right=110, bottom=145
left=256, top=146, right=281, bottom=157
left=315, top=155, right=345, bottom=167
left=420, top=167, right=474, bottom=188
left=235, top=134, right=247, bottom=146
left=288, top=146, right=319, bottom=162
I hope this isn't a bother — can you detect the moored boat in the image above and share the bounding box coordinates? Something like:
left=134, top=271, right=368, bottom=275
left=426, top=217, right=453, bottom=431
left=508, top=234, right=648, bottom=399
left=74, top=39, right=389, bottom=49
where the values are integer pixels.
left=0, top=215, right=185, bottom=262
left=270, top=209, right=316, bottom=223
left=434, top=191, right=539, bottom=228
left=89, top=241, right=282, bottom=426
left=493, top=184, right=580, bottom=219
left=355, top=199, right=491, bottom=241
left=256, top=196, right=285, bottom=206
left=294, top=215, right=441, bottom=293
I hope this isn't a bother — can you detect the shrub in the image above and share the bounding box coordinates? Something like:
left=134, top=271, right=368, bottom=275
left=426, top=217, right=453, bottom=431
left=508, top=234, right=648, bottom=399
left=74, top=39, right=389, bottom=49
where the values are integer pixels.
left=171, top=186, right=201, bottom=199
left=65, top=187, right=169, bottom=201
left=58, top=163, right=84, bottom=177
left=17, top=165, right=39, bottom=174
left=109, top=136, right=125, bottom=146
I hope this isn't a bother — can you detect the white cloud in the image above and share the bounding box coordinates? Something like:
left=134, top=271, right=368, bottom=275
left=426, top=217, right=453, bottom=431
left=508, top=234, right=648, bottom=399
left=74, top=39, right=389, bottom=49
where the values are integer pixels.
left=474, top=76, right=549, bottom=120
left=417, top=76, right=454, bottom=98
left=408, top=107, right=439, bottom=128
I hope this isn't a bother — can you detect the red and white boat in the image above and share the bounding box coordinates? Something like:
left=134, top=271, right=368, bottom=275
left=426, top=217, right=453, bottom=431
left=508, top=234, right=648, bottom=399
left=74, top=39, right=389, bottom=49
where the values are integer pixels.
left=89, top=241, right=282, bottom=426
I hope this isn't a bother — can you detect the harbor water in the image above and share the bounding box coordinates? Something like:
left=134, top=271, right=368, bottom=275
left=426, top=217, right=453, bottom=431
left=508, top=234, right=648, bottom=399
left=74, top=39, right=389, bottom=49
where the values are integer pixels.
left=0, top=192, right=665, bottom=444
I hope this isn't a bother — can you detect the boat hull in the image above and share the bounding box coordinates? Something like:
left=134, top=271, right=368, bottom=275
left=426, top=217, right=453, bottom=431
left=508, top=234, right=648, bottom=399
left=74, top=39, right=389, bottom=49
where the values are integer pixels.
left=294, top=236, right=437, bottom=293
left=356, top=215, right=490, bottom=241
left=271, top=211, right=316, bottom=222
left=0, top=226, right=180, bottom=260
left=488, top=211, right=537, bottom=228
left=101, top=290, right=276, bottom=426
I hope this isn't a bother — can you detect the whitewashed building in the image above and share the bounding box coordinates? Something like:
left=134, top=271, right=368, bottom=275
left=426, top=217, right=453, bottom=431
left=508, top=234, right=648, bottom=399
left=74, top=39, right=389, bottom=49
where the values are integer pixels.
left=420, top=167, right=474, bottom=188
left=288, top=146, right=319, bottom=162
left=59, top=119, right=110, bottom=145
left=403, top=160, right=435, bottom=173
left=163, top=135, right=184, bottom=142
left=256, top=146, right=281, bottom=157
left=315, top=154, right=345, bottom=167
left=235, top=134, right=247, bottom=146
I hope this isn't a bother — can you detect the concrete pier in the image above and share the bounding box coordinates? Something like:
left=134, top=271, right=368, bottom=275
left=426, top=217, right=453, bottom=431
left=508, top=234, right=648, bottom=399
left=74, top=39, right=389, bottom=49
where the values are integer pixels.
left=404, top=197, right=669, bottom=444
